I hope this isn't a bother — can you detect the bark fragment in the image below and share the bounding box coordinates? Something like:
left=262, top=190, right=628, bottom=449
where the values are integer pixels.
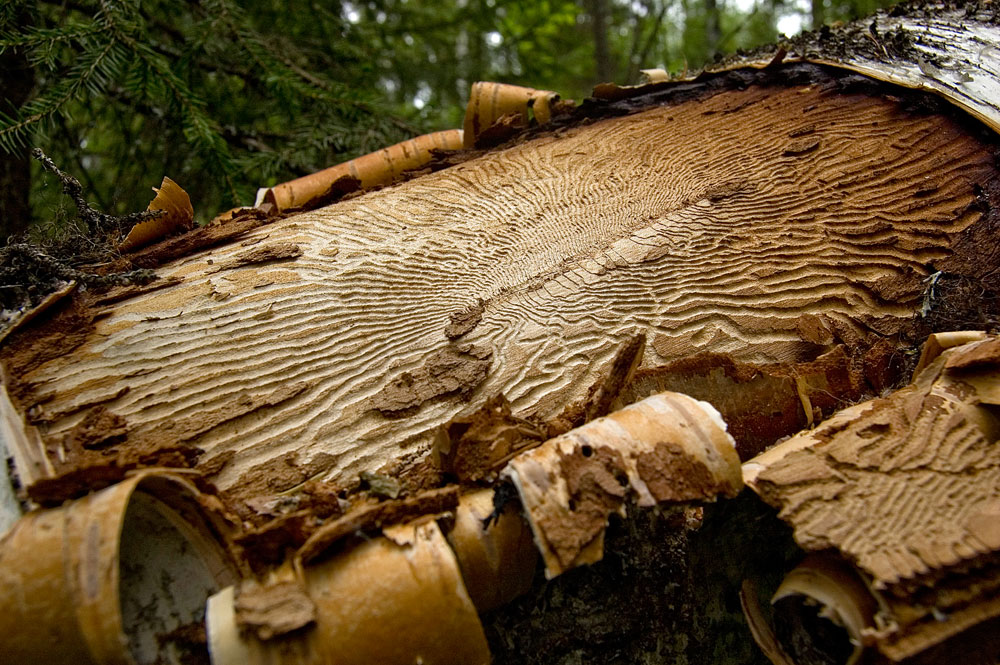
left=619, top=346, right=861, bottom=460
left=219, top=242, right=302, bottom=270
left=435, top=393, right=545, bottom=483
left=744, top=332, right=1000, bottom=663
left=503, top=390, right=742, bottom=578
left=62, top=406, right=127, bottom=450
left=371, top=345, right=492, bottom=416
left=444, top=300, right=485, bottom=339
left=297, top=485, right=460, bottom=564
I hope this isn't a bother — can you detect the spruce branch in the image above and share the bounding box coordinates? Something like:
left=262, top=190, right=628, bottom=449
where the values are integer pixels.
left=0, top=38, right=120, bottom=152
left=0, top=243, right=155, bottom=288
left=0, top=21, right=102, bottom=66
left=31, top=148, right=163, bottom=235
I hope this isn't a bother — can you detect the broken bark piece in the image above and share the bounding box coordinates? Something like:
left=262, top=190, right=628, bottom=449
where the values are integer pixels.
left=371, top=345, right=492, bottom=416
left=583, top=332, right=646, bottom=424
left=120, top=207, right=273, bottom=272
left=435, top=394, right=545, bottom=484
left=297, top=485, right=459, bottom=564
left=235, top=510, right=318, bottom=572
left=911, top=329, right=987, bottom=378
left=217, top=242, right=302, bottom=270
left=62, top=405, right=127, bottom=450
left=208, top=520, right=490, bottom=665
left=0, top=279, right=76, bottom=346
left=502, top=390, right=742, bottom=578
left=444, top=300, right=485, bottom=339
left=744, top=334, right=1000, bottom=663
left=546, top=332, right=648, bottom=438
left=445, top=488, right=538, bottom=613
left=943, top=335, right=1000, bottom=370
left=0, top=470, right=240, bottom=665
left=26, top=441, right=202, bottom=506
left=119, top=176, right=194, bottom=252
left=617, top=346, right=861, bottom=460
left=234, top=577, right=316, bottom=640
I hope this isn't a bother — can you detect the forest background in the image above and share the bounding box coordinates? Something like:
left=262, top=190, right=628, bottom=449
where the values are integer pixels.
left=0, top=0, right=896, bottom=239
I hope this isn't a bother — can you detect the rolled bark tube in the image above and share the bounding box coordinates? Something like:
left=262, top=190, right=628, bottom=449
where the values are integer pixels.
left=502, top=390, right=743, bottom=578
left=0, top=470, right=240, bottom=665
left=262, top=129, right=464, bottom=212
left=446, top=488, right=538, bottom=613
left=771, top=553, right=879, bottom=665
left=462, top=81, right=559, bottom=148
left=207, top=520, right=490, bottom=665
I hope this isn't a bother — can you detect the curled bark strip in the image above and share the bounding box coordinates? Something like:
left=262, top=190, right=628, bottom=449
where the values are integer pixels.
left=0, top=470, right=240, bottom=665
left=463, top=82, right=560, bottom=148
left=444, top=487, right=538, bottom=612
left=502, top=390, right=742, bottom=578
left=208, top=521, right=489, bottom=665
left=261, top=130, right=464, bottom=212
left=770, top=553, right=879, bottom=665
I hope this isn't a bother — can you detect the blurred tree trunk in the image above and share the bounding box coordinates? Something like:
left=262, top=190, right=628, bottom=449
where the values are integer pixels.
left=811, top=0, right=826, bottom=30
left=705, top=0, right=720, bottom=57
left=588, top=0, right=614, bottom=83
left=0, top=11, right=34, bottom=241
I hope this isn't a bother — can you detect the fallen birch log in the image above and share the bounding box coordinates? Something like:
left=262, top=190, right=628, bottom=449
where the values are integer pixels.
left=4, top=58, right=999, bottom=504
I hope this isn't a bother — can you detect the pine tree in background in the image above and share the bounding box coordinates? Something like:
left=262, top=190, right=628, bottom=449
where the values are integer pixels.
left=0, top=0, right=414, bottom=231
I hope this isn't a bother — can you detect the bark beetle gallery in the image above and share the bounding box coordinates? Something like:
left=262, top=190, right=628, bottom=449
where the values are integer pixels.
left=2, top=2, right=1000, bottom=664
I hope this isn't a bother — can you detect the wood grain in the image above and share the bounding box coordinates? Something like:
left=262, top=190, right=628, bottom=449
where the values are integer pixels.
left=8, top=82, right=997, bottom=494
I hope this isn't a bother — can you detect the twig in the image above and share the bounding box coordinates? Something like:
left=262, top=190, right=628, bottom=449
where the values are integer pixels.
left=0, top=243, right=155, bottom=287
left=31, top=148, right=163, bottom=235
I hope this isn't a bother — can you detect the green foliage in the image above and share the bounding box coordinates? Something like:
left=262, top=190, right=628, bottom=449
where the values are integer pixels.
left=0, top=0, right=411, bottom=221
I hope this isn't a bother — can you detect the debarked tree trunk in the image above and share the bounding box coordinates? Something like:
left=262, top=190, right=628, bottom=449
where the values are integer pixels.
left=4, top=59, right=1000, bottom=507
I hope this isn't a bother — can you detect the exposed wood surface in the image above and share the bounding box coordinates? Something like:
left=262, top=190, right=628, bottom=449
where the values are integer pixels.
left=5, top=80, right=997, bottom=494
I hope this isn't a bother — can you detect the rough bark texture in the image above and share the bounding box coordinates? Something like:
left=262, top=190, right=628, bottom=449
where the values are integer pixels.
left=709, top=1, right=1000, bottom=136
left=745, top=335, right=1000, bottom=663
left=3, top=66, right=999, bottom=500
